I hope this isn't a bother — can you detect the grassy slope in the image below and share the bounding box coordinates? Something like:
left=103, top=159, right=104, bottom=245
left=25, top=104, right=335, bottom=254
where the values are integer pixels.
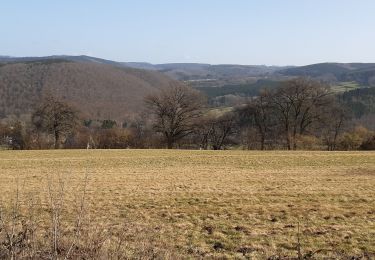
left=331, top=81, right=362, bottom=93
left=0, top=150, right=374, bottom=258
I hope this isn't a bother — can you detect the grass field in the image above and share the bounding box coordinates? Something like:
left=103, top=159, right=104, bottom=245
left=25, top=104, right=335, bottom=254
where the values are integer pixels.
left=0, top=150, right=374, bottom=258
left=331, top=81, right=362, bottom=93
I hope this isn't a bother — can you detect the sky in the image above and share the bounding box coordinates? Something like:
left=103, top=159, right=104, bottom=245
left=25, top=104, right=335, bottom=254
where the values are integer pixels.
left=1, top=0, right=374, bottom=65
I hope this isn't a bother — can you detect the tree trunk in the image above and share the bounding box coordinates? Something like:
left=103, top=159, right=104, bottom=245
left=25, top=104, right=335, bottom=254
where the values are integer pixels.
left=285, top=119, right=291, bottom=150
left=167, top=139, right=173, bottom=149
left=286, top=133, right=291, bottom=150
left=260, top=134, right=265, bottom=150
left=54, top=132, right=60, bottom=149
left=293, top=139, right=297, bottom=150
left=292, top=125, right=298, bottom=150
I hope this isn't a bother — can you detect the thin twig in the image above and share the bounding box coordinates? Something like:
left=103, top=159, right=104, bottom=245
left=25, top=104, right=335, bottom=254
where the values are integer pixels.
left=64, top=169, right=89, bottom=260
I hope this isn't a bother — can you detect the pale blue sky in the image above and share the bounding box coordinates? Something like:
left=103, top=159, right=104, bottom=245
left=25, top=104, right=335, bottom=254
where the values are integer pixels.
left=1, top=0, right=374, bottom=65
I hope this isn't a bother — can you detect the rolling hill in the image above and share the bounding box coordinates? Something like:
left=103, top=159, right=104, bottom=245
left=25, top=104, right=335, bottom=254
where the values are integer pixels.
left=0, top=55, right=289, bottom=83
left=2, top=55, right=375, bottom=122
left=0, top=59, right=177, bottom=120
left=278, top=63, right=375, bottom=85
left=126, top=63, right=287, bottom=82
left=3, top=56, right=375, bottom=86
left=341, top=67, right=375, bottom=86
left=0, top=55, right=121, bottom=66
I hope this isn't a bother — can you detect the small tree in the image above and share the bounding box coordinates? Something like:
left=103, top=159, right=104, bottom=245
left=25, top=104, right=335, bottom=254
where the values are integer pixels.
left=321, top=102, right=349, bottom=151
left=0, top=121, right=28, bottom=150
left=8, top=121, right=27, bottom=150
left=101, top=119, right=117, bottom=129
left=128, top=115, right=153, bottom=148
left=208, top=113, right=237, bottom=150
left=32, top=96, right=78, bottom=149
left=195, top=116, right=215, bottom=150
left=145, top=84, right=205, bottom=149
left=236, top=92, right=277, bottom=150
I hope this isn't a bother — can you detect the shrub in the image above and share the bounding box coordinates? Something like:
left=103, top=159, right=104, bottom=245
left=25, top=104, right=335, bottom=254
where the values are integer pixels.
left=338, top=126, right=374, bottom=150
left=96, top=128, right=133, bottom=149
left=296, top=135, right=322, bottom=150
left=360, top=135, right=375, bottom=150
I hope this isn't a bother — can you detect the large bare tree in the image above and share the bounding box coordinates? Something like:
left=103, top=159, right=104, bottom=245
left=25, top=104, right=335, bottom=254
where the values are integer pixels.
left=270, top=78, right=331, bottom=150
left=32, top=96, right=78, bottom=149
left=145, top=84, right=205, bottom=149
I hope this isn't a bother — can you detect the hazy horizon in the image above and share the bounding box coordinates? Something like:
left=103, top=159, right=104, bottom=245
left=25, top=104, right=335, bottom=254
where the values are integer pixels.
left=2, top=53, right=375, bottom=67
left=1, top=0, right=375, bottom=66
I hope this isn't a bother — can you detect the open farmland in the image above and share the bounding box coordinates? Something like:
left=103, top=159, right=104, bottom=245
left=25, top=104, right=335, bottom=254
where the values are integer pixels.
left=331, top=81, right=362, bottom=93
left=0, top=150, right=374, bottom=258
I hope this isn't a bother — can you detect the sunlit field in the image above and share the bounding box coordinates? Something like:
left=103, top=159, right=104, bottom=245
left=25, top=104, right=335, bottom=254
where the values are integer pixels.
left=0, top=150, right=374, bottom=258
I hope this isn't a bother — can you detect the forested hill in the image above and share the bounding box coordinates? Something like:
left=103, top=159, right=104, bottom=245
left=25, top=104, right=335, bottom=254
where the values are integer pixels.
left=278, top=63, right=375, bottom=85
left=2, top=55, right=375, bottom=86
left=0, top=59, right=177, bottom=120
left=341, top=87, right=375, bottom=118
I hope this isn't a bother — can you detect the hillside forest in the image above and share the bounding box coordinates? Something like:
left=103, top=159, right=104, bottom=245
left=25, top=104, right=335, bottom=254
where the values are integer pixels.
left=0, top=58, right=375, bottom=151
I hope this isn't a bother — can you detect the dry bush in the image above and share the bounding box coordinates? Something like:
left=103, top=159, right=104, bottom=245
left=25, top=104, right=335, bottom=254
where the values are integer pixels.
left=95, top=128, right=133, bottom=149
left=360, top=135, right=375, bottom=150
left=65, top=126, right=91, bottom=149
left=295, top=135, right=322, bottom=150
left=338, top=126, right=374, bottom=150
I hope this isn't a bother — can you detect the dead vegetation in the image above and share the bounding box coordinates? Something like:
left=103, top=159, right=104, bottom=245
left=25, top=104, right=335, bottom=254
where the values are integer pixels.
left=0, top=150, right=374, bottom=259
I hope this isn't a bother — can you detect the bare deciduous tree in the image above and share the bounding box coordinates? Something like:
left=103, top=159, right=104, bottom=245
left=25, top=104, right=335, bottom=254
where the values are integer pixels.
left=32, top=96, right=78, bottom=149
left=194, top=116, right=214, bottom=150
left=321, top=102, right=349, bottom=151
left=145, top=84, right=205, bottom=149
left=270, top=78, right=331, bottom=150
left=237, top=92, right=276, bottom=150
left=209, top=113, right=237, bottom=150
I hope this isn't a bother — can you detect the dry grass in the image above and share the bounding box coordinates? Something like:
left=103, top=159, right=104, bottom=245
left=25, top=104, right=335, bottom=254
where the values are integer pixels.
left=0, top=150, right=374, bottom=258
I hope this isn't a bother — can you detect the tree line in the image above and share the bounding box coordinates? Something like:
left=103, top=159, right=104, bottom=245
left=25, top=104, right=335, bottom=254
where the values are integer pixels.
left=1, top=78, right=374, bottom=150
